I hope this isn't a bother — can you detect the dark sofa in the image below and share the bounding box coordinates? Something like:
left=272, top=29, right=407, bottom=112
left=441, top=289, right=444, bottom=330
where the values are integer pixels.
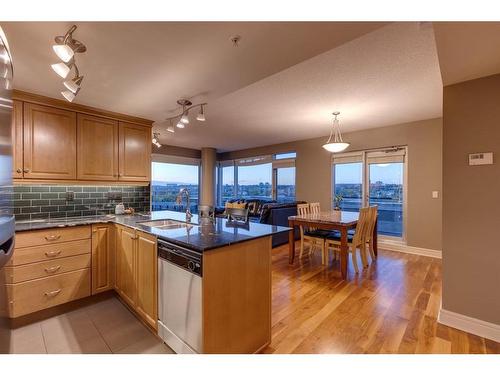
left=259, top=202, right=305, bottom=247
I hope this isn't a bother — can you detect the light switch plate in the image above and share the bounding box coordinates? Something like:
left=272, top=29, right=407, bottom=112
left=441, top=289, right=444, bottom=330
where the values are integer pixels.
left=469, top=152, right=493, bottom=165
left=432, top=191, right=439, bottom=199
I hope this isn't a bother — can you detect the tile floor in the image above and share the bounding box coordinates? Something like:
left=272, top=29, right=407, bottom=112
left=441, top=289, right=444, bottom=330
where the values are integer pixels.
left=9, top=295, right=174, bottom=354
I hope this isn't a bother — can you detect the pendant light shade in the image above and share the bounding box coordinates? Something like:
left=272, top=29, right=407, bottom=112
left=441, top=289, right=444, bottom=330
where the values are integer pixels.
left=53, top=44, right=74, bottom=63
left=51, top=62, right=71, bottom=78
left=322, top=112, right=350, bottom=153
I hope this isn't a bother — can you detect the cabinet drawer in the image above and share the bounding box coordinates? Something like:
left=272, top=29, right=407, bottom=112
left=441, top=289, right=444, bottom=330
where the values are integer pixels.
left=7, top=239, right=91, bottom=266
left=6, top=269, right=91, bottom=318
left=4, top=254, right=91, bottom=283
left=15, top=226, right=91, bottom=248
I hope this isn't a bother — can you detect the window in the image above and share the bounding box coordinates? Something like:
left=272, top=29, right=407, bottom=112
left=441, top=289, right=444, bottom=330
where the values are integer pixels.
left=220, top=164, right=235, bottom=205
left=151, top=156, right=200, bottom=213
left=217, top=152, right=297, bottom=205
left=332, top=148, right=406, bottom=239
left=237, top=158, right=273, bottom=201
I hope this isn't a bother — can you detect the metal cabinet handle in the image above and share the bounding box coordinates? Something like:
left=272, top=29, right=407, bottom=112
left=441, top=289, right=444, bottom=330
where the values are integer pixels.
left=44, top=265, right=61, bottom=274
left=23, top=168, right=30, bottom=173
left=16, top=168, right=22, bottom=174
left=45, top=234, right=61, bottom=242
left=44, top=289, right=62, bottom=297
left=45, top=250, right=62, bottom=258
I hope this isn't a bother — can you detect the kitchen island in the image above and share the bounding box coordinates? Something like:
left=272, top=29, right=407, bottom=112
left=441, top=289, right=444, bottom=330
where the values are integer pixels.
left=12, top=210, right=291, bottom=354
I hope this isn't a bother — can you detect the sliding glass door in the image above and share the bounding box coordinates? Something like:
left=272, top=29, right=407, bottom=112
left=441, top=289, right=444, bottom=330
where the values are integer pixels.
left=332, top=147, right=406, bottom=239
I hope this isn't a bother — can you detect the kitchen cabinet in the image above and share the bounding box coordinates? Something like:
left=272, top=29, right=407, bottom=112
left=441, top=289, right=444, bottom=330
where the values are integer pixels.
left=77, top=114, right=119, bottom=181
left=135, top=232, right=158, bottom=328
left=91, top=224, right=115, bottom=295
left=115, top=225, right=157, bottom=329
left=23, top=103, right=77, bottom=180
left=115, top=225, right=136, bottom=307
left=118, top=122, right=151, bottom=182
left=11, top=99, right=23, bottom=178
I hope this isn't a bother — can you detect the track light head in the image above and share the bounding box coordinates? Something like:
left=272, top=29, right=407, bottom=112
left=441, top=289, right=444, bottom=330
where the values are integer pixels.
left=53, top=25, right=86, bottom=63
left=51, top=62, right=71, bottom=78
left=63, top=75, right=84, bottom=94
left=176, top=121, right=185, bottom=129
left=180, top=112, right=189, bottom=124
left=196, top=105, right=205, bottom=122
left=53, top=44, right=74, bottom=63
left=61, top=89, right=77, bottom=102
left=167, top=126, right=175, bottom=133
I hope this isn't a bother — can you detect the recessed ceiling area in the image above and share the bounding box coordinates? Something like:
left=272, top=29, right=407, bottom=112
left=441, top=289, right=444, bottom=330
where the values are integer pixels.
left=3, top=21, right=445, bottom=152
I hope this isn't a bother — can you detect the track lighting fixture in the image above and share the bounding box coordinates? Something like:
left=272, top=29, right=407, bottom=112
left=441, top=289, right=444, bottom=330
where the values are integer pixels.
left=51, top=25, right=86, bottom=102
left=162, top=98, right=208, bottom=135
left=152, top=132, right=162, bottom=148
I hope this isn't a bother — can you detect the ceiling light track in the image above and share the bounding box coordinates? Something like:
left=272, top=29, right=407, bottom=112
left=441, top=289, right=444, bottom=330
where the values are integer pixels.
left=51, top=25, right=86, bottom=102
left=163, top=98, right=208, bottom=131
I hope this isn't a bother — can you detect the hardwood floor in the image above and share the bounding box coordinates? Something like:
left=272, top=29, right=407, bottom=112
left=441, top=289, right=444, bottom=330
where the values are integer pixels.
left=265, top=243, right=499, bottom=354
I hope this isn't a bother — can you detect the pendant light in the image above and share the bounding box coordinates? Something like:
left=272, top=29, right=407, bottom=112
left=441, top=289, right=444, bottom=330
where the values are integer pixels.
left=322, top=112, right=350, bottom=153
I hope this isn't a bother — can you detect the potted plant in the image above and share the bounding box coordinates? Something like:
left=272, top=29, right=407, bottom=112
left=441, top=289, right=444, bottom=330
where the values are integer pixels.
left=333, top=194, right=343, bottom=211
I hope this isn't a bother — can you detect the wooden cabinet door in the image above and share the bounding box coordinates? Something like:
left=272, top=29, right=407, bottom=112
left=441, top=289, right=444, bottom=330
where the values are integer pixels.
left=115, top=226, right=136, bottom=307
left=77, top=114, right=118, bottom=181
left=23, top=103, right=77, bottom=180
left=91, top=224, right=115, bottom=294
left=12, top=100, right=23, bottom=178
left=118, top=122, right=151, bottom=182
left=135, top=232, right=157, bottom=329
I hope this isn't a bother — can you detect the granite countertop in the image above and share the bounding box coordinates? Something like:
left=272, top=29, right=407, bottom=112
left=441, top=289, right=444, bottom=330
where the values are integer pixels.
left=15, top=210, right=292, bottom=252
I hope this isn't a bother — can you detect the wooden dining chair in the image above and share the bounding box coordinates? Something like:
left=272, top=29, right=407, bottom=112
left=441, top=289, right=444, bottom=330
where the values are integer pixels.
left=297, top=203, right=326, bottom=264
left=324, top=207, right=370, bottom=273
left=309, top=202, right=321, bottom=214
left=363, top=205, right=378, bottom=261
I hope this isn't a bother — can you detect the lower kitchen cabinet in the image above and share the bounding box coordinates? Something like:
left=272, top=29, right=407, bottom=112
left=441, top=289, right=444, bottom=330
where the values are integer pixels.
left=91, top=224, right=115, bottom=295
left=115, top=225, right=158, bottom=329
left=135, top=232, right=158, bottom=328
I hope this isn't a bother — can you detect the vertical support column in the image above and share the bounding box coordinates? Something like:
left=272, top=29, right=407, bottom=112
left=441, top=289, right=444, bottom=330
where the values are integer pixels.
left=200, top=147, right=217, bottom=206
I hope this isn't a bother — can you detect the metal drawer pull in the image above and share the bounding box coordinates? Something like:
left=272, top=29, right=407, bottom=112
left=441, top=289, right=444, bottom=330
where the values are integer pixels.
left=45, top=235, right=61, bottom=242
left=45, top=250, right=62, bottom=258
left=45, top=265, right=61, bottom=274
left=44, top=289, right=62, bottom=297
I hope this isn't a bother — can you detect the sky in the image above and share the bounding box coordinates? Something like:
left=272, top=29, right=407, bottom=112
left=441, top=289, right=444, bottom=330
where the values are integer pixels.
left=153, top=162, right=296, bottom=185
left=334, top=162, right=403, bottom=184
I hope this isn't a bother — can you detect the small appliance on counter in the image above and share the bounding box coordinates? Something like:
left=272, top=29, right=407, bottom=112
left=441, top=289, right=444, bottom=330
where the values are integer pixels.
left=115, top=203, right=125, bottom=215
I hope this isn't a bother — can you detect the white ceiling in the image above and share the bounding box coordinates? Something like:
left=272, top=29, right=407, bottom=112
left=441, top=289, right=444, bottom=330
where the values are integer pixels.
left=433, top=22, right=500, bottom=86
left=3, top=21, right=444, bottom=152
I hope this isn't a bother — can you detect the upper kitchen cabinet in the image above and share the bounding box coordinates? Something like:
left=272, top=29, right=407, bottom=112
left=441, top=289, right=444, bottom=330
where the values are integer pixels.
left=77, top=114, right=119, bottom=181
left=23, top=103, right=77, bottom=180
left=11, top=100, right=23, bottom=179
left=118, top=122, right=151, bottom=182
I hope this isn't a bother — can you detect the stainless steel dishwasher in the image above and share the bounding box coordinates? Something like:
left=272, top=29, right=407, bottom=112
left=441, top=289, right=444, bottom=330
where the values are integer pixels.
left=157, top=239, right=202, bottom=354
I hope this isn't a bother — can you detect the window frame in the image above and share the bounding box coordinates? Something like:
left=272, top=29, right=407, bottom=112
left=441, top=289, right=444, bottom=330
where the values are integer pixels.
left=150, top=153, right=201, bottom=213
left=331, top=146, right=408, bottom=243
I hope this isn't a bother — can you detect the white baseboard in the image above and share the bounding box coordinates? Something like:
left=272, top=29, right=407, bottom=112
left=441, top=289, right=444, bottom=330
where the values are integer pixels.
left=438, top=308, right=500, bottom=343
left=379, top=239, right=442, bottom=259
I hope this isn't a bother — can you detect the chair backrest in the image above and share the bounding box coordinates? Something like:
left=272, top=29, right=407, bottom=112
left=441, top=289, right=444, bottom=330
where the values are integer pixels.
left=352, top=207, right=370, bottom=246
left=198, top=205, right=215, bottom=219
left=309, top=202, right=321, bottom=214
left=226, top=207, right=249, bottom=222
left=297, top=203, right=310, bottom=216
left=365, top=206, right=378, bottom=242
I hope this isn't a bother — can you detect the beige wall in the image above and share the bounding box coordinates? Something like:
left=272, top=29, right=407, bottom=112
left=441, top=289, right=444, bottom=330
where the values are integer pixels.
left=152, top=144, right=201, bottom=159
left=442, top=74, right=500, bottom=324
left=219, top=118, right=443, bottom=250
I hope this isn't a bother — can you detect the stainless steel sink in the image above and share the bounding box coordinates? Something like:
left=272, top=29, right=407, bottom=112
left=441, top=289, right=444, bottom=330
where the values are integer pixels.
left=137, top=219, right=195, bottom=230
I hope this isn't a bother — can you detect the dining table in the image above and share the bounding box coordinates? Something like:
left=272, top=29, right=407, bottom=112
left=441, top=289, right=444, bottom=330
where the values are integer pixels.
left=287, top=210, right=378, bottom=279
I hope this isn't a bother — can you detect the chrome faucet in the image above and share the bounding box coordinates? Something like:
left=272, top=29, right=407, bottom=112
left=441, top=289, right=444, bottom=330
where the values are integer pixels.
left=176, top=188, right=193, bottom=222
